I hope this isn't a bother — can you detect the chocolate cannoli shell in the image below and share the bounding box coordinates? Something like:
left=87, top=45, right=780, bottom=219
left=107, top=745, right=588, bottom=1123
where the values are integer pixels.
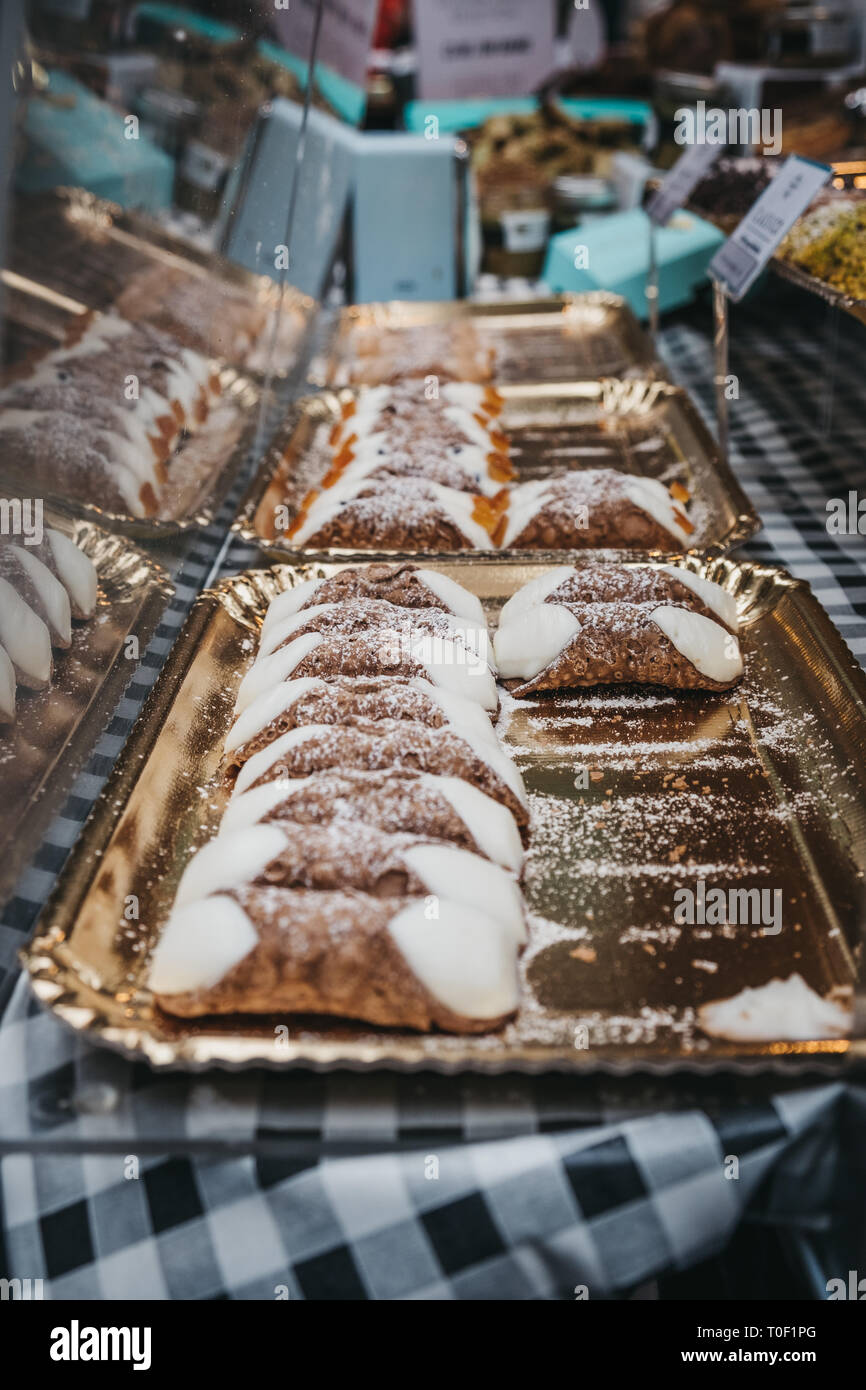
left=498, top=601, right=742, bottom=695
left=151, top=888, right=518, bottom=1033
left=233, top=719, right=528, bottom=827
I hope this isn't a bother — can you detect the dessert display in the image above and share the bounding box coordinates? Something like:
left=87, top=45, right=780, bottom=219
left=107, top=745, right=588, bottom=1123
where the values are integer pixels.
left=0, top=522, right=98, bottom=721
left=779, top=196, right=866, bottom=302
left=0, top=312, right=223, bottom=518
left=149, top=563, right=529, bottom=1033
left=275, top=382, right=697, bottom=554
left=494, top=562, right=743, bottom=695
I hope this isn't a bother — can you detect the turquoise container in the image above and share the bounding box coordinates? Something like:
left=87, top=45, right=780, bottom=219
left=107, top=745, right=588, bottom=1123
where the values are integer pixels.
left=16, top=69, right=174, bottom=210
left=542, top=208, right=724, bottom=319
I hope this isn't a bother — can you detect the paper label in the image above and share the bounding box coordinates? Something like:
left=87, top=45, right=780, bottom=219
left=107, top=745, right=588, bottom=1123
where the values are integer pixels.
left=414, top=0, right=556, bottom=101
left=709, top=154, right=831, bottom=301
left=500, top=208, right=550, bottom=253
left=647, top=142, right=721, bottom=227
left=180, top=140, right=231, bottom=193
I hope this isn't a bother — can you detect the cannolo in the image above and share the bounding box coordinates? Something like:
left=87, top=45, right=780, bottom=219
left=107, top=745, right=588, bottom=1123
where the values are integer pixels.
left=343, top=321, right=495, bottom=385
left=0, top=543, right=71, bottom=648
left=498, top=563, right=738, bottom=633
left=149, top=886, right=519, bottom=1032
left=229, top=718, right=528, bottom=827
left=174, top=823, right=527, bottom=946
left=0, top=315, right=220, bottom=517
left=262, top=562, right=485, bottom=628
left=0, top=645, right=15, bottom=722
left=324, top=380, right=512, bottom=496
left=0, top=576, right=52, bottom=689
left=501, top=470, right=694, bottom=550
left=0, top=523, right=98, bottom=718
left=495, top=598, right=743, bottom=694
left=114, top=263, right=270, bottom=361
left=283, top=476, right=505, bottom=552
left=220, top=770, right=525, bottom=873
left=256, top=596, right=491, bottom=666
left=223, top=675, right=499, bottom=780
left=235, top=625, right=498, bottom=715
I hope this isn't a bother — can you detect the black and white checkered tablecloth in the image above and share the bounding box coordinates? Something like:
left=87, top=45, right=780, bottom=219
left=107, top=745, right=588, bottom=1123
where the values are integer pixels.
left=2, top=283, right=866, bottom=1300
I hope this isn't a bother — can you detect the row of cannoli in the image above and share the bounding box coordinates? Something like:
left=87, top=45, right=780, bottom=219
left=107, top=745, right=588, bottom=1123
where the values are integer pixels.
left=494, top=563, right=743, bottom=695
left=0, top=313, right=222, bottom=518
left=0, top=523, right=99, bottom=722
left=148, top=563, right=529, bottom=1033
left=282, top=380, right=694, bottom=553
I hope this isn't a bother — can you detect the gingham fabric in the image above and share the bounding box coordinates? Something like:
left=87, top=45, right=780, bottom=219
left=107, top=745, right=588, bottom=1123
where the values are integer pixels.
left=1, top=283, right=866, bottom=1300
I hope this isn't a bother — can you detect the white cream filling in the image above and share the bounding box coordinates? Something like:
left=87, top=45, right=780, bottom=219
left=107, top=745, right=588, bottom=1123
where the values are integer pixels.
left=402, top=845, right=527, bottom=946
left=493, top=604, right=581, bottom=681
left=659, top=565, right=739, bottom=631
left=261, top=578, right=326, bottom=637
left=405, top=631, right=498, bottom=709
left=225, top=677, right=325, bottom=754
left=148, top=894, right=259, bottom=995
left=175, top=825, right=289, bottom=906
left=651, top=606, right=743, bottom=683
left=0, top=576, right=52, bottom=686
left=697, top=973, right=851, bottom=1042
left=425, top=774, right=524, bottom=873
left=426, top=481, right=497, bottom=550
left=442, top=382, right=489, bottom=413
left=499, top=479, right=549, bottom=548
left=442, top=404, right=498, bottom=453
left=234, top=633, right=324, bottom=713
left=388, top=899, right=518, bottom=1020
left=233, top=725, right=324, bottom=797
left=416, top=569, right=486, bottom=625
left=218, top=778, right=313, bottom=835
left=0, top=644, right=15, bottom=720
left=622, top=476, right=691, bottom=546
left=410, top=678, right=499, bottom=748
left=11, top=547, right=71, bottom=646
left=498, top=567, right=575, bottom=626
left=257, top=603, right=339, bottom=661
left=46, top=529, right=98, bottom=618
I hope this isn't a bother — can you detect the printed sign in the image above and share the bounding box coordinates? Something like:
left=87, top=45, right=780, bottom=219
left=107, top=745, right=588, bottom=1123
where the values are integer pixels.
left=414, top=0, right=557, bottom=100
left=647, top=142, right=722, bottom=227
left=709, top=155, right=832, bottom=301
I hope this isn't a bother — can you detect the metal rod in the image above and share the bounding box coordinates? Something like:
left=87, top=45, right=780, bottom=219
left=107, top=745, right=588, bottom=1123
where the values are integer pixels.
left=646, top=216, right=659, bottom=344
left=254, top=0, right=326, bottom=453
left=821, top=298, right=840, bottom=440
left=713, top=279, right=730, bottom=465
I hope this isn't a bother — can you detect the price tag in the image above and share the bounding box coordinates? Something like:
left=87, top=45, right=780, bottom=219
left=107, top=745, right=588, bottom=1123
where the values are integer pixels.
left=647, top=142, right=722, bottom=227
left=709, top=154, right=831, bottom=301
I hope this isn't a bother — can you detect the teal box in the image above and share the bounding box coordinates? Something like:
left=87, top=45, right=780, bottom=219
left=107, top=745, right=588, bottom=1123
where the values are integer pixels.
left=542, top=209, right=724, bottom=320
left=16, top=70, right=174, bottom=211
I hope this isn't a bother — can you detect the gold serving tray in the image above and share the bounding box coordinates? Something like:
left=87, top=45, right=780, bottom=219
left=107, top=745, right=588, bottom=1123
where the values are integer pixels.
left=234, top=379, right=759, bottom=561
left=9, top=187, right=315, bottom=376
left=21, top=555, right=866, bottom=1073
left=0, top=508, right=173, bottom=911
left=319, top=292, right=663, bottom=386
left=0, top=276, right=261, bottom=538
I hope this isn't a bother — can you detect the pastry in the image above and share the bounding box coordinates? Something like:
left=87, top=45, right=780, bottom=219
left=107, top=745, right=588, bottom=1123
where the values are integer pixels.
left=283, top=475, right=505, bottom=552
left=341, top=321, right=495, bottom=386
left=149, top=886, right=519, bottom=1032
left=221, top=770, right=525, bottom=873
left=265, top=562, right=485, bottom=629
left=229, top=718, right=529, bottom=827
left=0, top=525, right=98, bottom=715
left=0, top=314, right=221, bottom=517
left=173, top=823, right=527, bottom=945
left=495, top=593, right=743, bottom=694
left=235, top=621, right=498, bottom=714
left=223, top=675, right=499, bottom=780
left=498, top=563, right=738, bottom=632
left=323, top=380, right=512, bottom=496
left=500, top=470, right=694, bottom=550
left=256, top=596, right=491, bottom=666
